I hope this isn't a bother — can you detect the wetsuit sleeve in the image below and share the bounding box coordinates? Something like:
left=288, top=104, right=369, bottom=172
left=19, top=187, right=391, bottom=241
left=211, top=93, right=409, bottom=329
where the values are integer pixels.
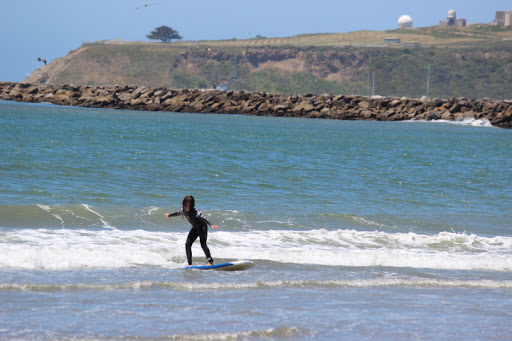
left=168, top=209, right=183, bottom=217
left=195, top=210, right=212, bottom=227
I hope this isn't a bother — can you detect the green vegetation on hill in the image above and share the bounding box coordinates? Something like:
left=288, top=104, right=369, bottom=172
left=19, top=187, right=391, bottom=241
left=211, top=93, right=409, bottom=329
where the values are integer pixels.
left=26, top=26, right=512, bottom=99
left=165, top=44, right=512, bottom=99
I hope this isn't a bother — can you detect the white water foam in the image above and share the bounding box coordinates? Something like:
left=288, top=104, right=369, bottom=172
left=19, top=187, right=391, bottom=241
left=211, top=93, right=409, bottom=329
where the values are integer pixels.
left=0, top=228, right=185, bottom=270
left=138, top=327, right=309, bottom=340
left=410, top=117, right=494, bottom=128
left=1, top=228, right=511, bottom=271
left=2, top=278, right=512, bottom=292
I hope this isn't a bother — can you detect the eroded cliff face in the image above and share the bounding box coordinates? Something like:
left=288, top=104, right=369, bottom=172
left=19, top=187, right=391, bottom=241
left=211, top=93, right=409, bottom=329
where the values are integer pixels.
left=23, top=42, right=512, bottom=99
left=169, top=47, right=369, bottom=84
left=24, top=45, right=372, bottom=90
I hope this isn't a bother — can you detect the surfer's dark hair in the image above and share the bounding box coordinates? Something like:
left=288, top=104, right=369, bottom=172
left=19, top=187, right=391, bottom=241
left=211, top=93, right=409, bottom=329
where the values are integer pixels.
left=182, top=195, right=195, bottom=211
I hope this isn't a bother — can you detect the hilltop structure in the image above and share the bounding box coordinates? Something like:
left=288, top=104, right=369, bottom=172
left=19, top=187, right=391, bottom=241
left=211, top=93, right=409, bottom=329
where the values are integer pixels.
left=493, top=10, right=512, bottom=26
left=440, top=9, right=466, bottom=27
left=398, top=15, right=413, bottom=28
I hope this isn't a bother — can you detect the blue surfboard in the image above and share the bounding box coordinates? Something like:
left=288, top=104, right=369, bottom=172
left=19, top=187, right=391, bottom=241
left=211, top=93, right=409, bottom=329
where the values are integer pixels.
left=185, top=260, right=254, bottom=271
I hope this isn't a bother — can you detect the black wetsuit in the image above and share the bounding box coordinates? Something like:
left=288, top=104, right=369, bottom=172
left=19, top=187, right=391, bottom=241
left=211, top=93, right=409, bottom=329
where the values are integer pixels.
left=168, top=208, right=213, bottom=265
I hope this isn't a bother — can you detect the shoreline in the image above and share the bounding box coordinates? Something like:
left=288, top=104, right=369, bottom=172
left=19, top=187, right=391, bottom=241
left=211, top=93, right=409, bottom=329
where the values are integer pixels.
left=1, top=82, right=511, bottom=128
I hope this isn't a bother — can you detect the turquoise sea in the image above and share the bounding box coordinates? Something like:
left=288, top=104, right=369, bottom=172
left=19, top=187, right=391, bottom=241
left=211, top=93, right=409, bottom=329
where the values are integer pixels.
left=1, top=100, right=511, bottom=340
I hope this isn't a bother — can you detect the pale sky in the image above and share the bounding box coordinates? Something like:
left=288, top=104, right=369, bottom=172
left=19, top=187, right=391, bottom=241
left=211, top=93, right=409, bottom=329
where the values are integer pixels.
left=1, top=0, right=510, bottom=82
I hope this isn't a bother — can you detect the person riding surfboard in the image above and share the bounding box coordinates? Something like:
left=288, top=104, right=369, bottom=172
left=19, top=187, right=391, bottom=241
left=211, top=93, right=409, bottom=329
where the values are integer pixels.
left=165, top=195, right=218, bottom=265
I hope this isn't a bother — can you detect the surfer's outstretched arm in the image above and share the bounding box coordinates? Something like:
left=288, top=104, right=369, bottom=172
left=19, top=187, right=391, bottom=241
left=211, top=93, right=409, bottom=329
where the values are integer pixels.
left=165, top=209, right=183, bottom=218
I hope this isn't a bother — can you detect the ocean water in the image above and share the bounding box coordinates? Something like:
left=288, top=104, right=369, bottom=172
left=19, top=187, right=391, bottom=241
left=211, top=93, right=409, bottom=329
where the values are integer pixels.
left=1, top=100, right=511, bottom=340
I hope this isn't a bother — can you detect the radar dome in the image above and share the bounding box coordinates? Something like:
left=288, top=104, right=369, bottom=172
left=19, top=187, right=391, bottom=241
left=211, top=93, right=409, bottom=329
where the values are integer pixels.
left=448, top=9, right=456, bottom=19
left=398, top=15, right=413, bottom=28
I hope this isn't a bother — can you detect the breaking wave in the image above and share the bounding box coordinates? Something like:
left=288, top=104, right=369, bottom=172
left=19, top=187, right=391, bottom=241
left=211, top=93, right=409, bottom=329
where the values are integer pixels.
left=1, top=225, right=511, bottom=271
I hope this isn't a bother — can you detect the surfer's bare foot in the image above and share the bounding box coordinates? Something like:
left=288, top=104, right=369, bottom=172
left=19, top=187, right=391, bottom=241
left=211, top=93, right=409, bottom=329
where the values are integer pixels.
left=207, top=262, right=213, bottom=266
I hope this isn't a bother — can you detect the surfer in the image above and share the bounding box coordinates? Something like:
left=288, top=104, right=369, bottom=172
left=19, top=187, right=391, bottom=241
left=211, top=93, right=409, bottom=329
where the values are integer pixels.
left=165, top=195, right=218, bottom=266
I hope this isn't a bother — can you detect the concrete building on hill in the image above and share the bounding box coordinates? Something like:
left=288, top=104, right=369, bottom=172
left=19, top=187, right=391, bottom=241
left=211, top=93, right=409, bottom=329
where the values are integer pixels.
left=440, top=9, right=466, bottom=27
left=493, top=10, right=512, bottom=26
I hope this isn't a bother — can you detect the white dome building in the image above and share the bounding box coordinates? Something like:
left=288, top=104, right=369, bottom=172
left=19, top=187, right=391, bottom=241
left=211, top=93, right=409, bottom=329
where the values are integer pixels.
left=440, top=9, right=466, bottom=27
left=398, top=15, right=413, bottom=28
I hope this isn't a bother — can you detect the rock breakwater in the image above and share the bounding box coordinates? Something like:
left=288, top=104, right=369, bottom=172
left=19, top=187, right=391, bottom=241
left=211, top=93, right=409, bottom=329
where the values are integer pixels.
left=1, top=82, right=511, bottom=128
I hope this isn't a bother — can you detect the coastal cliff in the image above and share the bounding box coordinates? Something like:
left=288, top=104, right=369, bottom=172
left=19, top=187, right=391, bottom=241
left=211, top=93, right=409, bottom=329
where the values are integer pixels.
left=22, top=26, right=512, bottom=100
left=2, top=82, right=511, bottom=128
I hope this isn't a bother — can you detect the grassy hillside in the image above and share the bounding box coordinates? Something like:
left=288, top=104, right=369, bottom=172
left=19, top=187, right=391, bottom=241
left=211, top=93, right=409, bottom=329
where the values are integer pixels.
left=26, top=26, right=512, bottom=99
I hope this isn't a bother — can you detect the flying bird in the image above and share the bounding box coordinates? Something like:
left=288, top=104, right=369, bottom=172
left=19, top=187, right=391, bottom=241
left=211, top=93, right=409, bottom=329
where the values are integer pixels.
left=136, top=3, right=156, bottom=10
left=37, top=57, right=47, bottom=65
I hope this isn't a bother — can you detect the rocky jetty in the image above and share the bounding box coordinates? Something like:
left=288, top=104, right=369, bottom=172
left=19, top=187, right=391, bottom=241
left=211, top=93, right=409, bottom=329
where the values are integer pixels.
left=1, top=82, right=511, bottom=128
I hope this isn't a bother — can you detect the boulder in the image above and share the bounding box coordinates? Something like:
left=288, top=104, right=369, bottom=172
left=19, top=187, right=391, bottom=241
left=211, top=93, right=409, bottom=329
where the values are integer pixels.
left=441, top=112, right=452, bottom=120
left=292, top=101, right=315, bottom=114
left=117, top=92, right=133, bottom=102
left=361, top=110, right=374, bottom=119
left=43, top=92, right=54, bottom=100
left=358, top=100, right=370, bottom=109
left=427, top=111, right=442, bottom=120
